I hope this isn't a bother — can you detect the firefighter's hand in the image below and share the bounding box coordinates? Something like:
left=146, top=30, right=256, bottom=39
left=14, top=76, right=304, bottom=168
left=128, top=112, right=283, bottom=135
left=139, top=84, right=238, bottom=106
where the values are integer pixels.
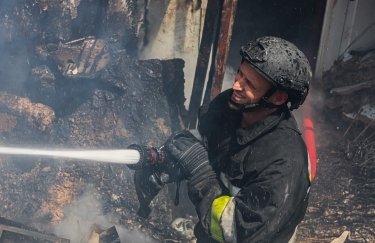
left=164, top=130, right=221, bottom=222
left=164, top=130, right=211, bottom=180
left=133, top=167, right=169, bottom=218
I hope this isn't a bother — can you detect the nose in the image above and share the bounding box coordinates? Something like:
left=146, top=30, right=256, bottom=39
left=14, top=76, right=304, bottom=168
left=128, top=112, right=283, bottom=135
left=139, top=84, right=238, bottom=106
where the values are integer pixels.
left=232, top=76, right=244, bottom=91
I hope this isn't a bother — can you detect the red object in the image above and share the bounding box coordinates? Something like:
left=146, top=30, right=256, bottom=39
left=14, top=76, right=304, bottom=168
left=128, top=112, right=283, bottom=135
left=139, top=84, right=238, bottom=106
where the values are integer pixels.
left=302, top=109, right=317, bottom=181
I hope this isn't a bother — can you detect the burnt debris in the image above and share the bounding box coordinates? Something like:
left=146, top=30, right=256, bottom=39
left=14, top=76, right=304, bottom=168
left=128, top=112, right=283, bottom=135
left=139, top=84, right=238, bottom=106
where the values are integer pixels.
left=0, top=216, right=70, bottom=243
left=296, top=49, right=375, bottom=242
left=0, top=0, right=188, bottom=242
left=318, top=50, right=375, bottom=175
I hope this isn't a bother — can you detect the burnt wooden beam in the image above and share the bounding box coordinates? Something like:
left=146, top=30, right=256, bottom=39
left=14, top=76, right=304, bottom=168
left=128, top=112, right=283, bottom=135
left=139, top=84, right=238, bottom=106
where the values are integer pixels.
left=98, top=226, right=120, bottom=243
left=89, top=225, right=120, bottom=243
left=188, top=0, right=238, bottom=128
left=0, top=224, right=70, bottom=243
left=187, top=0, right=222, bottom=128
left=209, top=0, right=238, bottom=100
left=330, top=79, right=375, bottom=95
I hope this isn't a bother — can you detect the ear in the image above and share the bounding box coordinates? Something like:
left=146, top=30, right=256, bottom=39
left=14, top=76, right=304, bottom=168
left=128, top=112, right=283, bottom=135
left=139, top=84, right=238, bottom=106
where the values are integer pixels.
left=269, top=90, right=288, bottom=105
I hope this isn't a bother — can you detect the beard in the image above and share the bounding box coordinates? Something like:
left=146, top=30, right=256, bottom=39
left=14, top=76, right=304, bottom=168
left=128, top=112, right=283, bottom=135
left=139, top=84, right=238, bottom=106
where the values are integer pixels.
left=228, top=99, right=241, bottom=110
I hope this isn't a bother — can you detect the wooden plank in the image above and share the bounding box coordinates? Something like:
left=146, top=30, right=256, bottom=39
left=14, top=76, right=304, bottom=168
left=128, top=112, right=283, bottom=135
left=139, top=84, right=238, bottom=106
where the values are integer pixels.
left=330, top=79, right=375, bottom=95
left=209, top=0, right=238, bottom=100
left=187, top=0, right=222, bottom=128
left=0, top=224, right=70, bottom=243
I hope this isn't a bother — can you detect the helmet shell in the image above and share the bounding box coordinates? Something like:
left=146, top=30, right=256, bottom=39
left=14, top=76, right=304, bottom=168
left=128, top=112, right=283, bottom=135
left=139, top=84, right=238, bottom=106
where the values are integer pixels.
left=240, top=36, right=312, bottom=110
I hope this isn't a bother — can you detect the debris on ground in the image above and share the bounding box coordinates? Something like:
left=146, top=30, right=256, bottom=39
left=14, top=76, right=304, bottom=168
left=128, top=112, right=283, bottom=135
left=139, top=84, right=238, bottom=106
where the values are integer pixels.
left=296, top=49, right=375, bottom=243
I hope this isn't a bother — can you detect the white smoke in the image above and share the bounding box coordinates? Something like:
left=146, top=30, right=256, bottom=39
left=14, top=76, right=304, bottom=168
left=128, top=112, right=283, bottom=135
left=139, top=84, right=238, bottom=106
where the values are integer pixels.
left=53, top=188, right=155, bottom=243
left=222, top=65, right=236, bottom=91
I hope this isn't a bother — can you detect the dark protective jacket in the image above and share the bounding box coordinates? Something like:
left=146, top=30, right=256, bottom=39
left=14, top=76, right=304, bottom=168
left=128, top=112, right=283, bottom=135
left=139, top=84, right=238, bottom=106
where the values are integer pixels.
left=194, top=89, right=310, bottom=243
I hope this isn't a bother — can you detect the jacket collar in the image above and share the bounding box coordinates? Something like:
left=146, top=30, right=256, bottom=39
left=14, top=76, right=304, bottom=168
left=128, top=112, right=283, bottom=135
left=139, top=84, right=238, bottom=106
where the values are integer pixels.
left=235, top=108, right=286, bottom=145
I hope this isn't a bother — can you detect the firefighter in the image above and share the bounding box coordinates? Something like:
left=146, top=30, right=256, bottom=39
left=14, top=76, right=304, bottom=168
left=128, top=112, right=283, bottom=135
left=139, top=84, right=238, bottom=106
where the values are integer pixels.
left=162, top=36, right=312, bottom=243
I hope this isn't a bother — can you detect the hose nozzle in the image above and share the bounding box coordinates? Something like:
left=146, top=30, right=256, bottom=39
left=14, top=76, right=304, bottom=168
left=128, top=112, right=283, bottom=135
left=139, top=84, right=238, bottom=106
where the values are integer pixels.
left=127, top=144, right=166, bottom=170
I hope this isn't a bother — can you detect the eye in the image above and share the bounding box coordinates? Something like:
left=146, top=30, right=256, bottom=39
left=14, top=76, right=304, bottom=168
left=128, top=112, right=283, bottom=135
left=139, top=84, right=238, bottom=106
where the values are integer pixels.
left=235, top=70, right=243, bottom=81
left=246, top=79, right=257, bottom=90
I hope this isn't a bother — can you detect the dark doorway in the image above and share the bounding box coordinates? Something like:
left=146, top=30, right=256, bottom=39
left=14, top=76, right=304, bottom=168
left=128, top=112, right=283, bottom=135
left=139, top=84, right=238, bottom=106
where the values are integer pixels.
left=227, top=0, right=326, bottom=71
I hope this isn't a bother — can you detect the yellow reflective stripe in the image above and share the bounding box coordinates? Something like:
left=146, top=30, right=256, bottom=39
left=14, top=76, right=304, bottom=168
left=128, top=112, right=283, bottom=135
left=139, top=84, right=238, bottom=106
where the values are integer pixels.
left=210, top=196, right=232, bottom=242
left=307, top=153, right=312, bottom=183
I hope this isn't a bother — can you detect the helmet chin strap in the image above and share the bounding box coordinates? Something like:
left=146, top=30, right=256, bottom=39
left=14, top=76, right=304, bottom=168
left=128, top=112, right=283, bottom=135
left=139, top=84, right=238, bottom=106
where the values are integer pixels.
left=229, top=87, right=281, bottom=112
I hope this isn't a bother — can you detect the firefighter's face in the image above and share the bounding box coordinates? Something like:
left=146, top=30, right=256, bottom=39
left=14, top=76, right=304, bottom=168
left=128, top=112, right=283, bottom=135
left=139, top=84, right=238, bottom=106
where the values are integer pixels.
left=230, top=62, right=272, bottom=107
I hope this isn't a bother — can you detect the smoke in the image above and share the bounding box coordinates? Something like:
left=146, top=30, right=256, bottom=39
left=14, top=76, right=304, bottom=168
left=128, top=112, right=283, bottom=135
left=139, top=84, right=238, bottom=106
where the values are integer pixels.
left=53, top=187, right=154, bottom=243
left=222, top=65, right=236, bottom=91
left=0, top=3, right=31, bottom=94
left=117, top=226, right=155, bottom=243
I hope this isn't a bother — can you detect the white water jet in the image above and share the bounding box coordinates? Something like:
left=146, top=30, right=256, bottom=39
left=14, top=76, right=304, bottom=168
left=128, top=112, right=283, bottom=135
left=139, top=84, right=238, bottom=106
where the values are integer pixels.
left=0, top=146, right=140, bottom=165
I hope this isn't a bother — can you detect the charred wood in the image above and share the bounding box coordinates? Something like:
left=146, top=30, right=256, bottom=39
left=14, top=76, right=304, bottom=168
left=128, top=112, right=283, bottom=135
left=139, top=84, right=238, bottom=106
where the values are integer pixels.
left=0, top=217, right=69, bottom=243
left=330, top=79, right=375, bottom=96
left=0, top=1, right=189, bottom=241
left=0, top=92, right=55, bottom=132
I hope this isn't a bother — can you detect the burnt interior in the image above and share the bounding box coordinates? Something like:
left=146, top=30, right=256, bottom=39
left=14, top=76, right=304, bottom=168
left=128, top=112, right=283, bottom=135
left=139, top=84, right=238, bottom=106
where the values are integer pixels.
left=0, top=1, right=189, bottom=242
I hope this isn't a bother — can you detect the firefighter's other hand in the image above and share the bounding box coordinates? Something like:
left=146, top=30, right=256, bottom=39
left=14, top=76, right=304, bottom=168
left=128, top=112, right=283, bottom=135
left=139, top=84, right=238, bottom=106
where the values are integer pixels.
left=134, top=167, right=169, bottom=217
left=164, top=130, right=210, bottom=180
left=164, top=130, right=221, bottom=217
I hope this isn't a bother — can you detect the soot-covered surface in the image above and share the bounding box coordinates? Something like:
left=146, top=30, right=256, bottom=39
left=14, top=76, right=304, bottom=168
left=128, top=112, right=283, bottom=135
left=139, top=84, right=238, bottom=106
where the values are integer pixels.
left=0, top=48, right=193, bottom=241
left=0, top=1, right=192, bottom=242
left=0, top=51, right=189, bottom=242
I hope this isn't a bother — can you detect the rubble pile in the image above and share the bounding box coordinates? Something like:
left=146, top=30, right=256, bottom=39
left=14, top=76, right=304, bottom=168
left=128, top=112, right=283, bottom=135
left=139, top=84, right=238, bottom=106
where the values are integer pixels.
left=0, top=0, right=190, bottom=242
left=297, top=138, right=375, bottom=242
left=296, top=50, right=375, bottom=242
left=323, top=51, right=375, bottom=118
left=0, top=43, right=190, bottom=242
left=319, top=50, right=375, bottom=175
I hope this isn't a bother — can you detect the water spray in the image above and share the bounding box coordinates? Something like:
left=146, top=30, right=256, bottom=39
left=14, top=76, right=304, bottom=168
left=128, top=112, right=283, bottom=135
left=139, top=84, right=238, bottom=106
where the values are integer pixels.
left=0, top=144, right=173, bottom=219
left=0, top=144, right=166, bottom=169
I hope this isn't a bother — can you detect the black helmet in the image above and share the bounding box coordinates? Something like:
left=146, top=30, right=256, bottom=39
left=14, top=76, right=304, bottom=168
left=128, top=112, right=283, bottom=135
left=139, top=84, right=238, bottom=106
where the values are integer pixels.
left=240, top=36, right=312, bottom=110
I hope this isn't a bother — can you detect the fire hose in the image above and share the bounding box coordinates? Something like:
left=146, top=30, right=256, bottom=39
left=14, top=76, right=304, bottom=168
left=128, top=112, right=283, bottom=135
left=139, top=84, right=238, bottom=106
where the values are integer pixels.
left=0, top=145, right=160, bottom=166
left=0, top=144, right=179, bottom=217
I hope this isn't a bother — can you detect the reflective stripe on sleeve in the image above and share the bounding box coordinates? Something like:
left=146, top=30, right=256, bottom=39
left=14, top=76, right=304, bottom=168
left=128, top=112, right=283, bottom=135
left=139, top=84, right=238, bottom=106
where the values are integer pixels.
left=210, top=196, right=237, bottom=243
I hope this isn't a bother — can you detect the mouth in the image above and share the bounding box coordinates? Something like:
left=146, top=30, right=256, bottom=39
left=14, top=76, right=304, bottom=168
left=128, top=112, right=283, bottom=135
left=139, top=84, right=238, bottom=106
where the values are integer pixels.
left=231, top=92, right=244, bottom=102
